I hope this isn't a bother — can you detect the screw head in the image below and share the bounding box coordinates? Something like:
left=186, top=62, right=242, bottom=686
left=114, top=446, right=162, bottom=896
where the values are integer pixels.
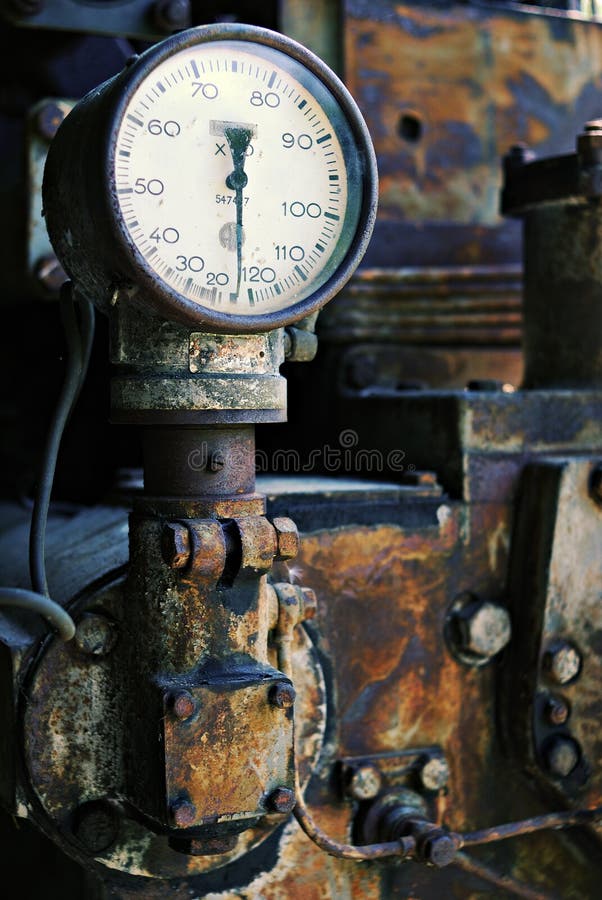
left=455, top=600, right=512, bottom=661
left=420, top=831, right=458, bottom=868
left=545, top=696, right=570, bottom=727
left=168, top=690, right=196, bottom=720
left=36, top=101, right=66, bottom=141
left=544, top=736, right=581, bottom=778
left=347, top=764, right=383, bottom=801
left=170, top=798, right=197, bottom=828
left=72, top=801, right=119, bottom=854
left=269, top=682, right=296, bottom=709
left=153, top=0, right=191, bottom=32
left=543, top=641, right=582, bottom=685
left=74, top=613, right=117, bottom=657
left=267, top=787, right=296, bottom=814
left=419, top=756, right=450, bottom=792
left=161, top=522, right=191, bottom=569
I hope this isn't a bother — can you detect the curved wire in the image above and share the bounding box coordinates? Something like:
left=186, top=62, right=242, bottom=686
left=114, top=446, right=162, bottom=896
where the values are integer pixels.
left=28, top=283, right=94, bottom=598
left=0, top=587, right=75, bottom=641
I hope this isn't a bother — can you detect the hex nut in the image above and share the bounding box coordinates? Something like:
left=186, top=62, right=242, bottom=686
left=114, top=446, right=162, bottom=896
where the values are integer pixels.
left=269, top=682, right=296, bottom=709
left=346, top=764, right=383, bottom=801
left=74, top=613, right=117, bottom=658
left=161, top=522, right=191, bottom=569
left=544, top=736, right=581, bottom=778
left=420, top=831, right=458, bottom=868
left=543, top=641, right=582, bottom=686
left=455, top=600, right=511, bottom=661
left=419, top=756, right=450, bottom=792
left=272, top=517, right=300, bottom=561
left=170, top=799, right=197, bottom=828
left=267, top=787, right=296, bottom=814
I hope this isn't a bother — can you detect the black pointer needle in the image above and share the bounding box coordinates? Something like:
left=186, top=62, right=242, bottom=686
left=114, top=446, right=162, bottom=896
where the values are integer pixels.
left=224, top=126, right=253, bottom=300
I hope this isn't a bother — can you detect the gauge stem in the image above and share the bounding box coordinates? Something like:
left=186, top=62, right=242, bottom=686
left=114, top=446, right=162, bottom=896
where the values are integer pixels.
left=224, top=126, right=253, bottom=299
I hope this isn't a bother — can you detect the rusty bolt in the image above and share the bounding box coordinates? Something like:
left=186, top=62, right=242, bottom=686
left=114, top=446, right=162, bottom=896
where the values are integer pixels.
left=161, top=522, right=191, bottom=569
left=73, top=801, right=119, bottom=854
left=454, top=600, right=511, bottom=661
left=544, top=736, right=581, bottom=778
left=419, top=830, right=458, bottom=868
left=74, top=612, right=117, bottom=657
left=35, top=101, right=66, bottom=141
left=272, top=517, right=300, bottom=561
left=269, top=682, right=296, bottom=709
left=301, top=586, right=317, bottom=620
left=168, top=690, right=196, bottom=720
left=419, top=756, right=450, bottom=792
left=545, top=696, right=570, bottom=727
left=590, top=465, right=602, bottom=505
left=170, top=798, right=197, bottom=828
left=267, top=787, right=296, bottom=814
left=543, top=641, right=582, bottom=686
left=346, top=764, right=383, bottom=801
left=34, top=254, right=67, bottom=293
left=153, top=0, right=191, bottom=32
left=207, top=450, right=225, bottom=473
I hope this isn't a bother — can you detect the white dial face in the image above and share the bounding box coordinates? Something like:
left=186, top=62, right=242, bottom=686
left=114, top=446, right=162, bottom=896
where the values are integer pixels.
left=113, top=39, right=362, bottom=318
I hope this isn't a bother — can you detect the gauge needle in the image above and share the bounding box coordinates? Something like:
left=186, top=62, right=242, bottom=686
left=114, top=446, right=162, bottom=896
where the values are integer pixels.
left=224, top=126, right=253, bottom=299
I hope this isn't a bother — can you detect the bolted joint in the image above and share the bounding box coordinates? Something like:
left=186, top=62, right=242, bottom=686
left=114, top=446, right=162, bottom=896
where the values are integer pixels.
left=267, top=786, right=296, bottom=814
left=284, top=326, right=318, bottom=362
left=418, top=829, right=459, bottom=868
left=452, top=597, right=511, bottom=663
left=269, top=681, right=296, bottom=709
left=167, top=689, right=197, bottom=721
left=543, top=736, right=581, bottom=779
left=74, top=612, right=117, bottom=658
left=418, top=756, right=450, bottom=792
left=345, top=763, right=383, bottom=801
left=272, top=517, right=300, bottom=561
left=72, top=801, right=120, bottom=855
left=543, top=640, right=582, bottom=686
left=161, top=521, right=191, bottom=570
left=169, top=798, right=197, bottom=828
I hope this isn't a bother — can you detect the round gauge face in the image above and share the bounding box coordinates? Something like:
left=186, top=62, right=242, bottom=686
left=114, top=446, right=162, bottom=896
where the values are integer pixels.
left=111, top=32, right=373, bottom=325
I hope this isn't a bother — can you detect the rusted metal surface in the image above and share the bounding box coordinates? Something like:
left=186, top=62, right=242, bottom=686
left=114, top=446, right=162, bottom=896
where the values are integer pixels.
left=344, top=1, right=602, bottom=269
left=502, top=458, right=602, bottom=810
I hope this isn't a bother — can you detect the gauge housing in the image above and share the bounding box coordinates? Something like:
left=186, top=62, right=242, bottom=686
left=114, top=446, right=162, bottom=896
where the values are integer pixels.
left=43, top=23, right=378, bottom=333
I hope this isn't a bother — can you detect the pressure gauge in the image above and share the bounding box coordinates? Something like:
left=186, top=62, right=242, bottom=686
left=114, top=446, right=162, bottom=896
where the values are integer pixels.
left=43, top=23, right=377, bottom=332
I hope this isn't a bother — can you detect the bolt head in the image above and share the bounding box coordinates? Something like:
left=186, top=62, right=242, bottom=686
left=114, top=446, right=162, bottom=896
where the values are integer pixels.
left=347, top=764, right=383, bottom=801
left=544, top=736, right=580, bottom=778
left=419, top=757, right=450, bottom=792
left=544, top=641, right=581, bottom=685
left=170, top=799, right=197, bottom=828
left=456, top=601, right=511, bottom=660
left=73, top=801, right=119, bottom=854
left=169, top=690, right=196, bottom=720
left=545, top=696, right=570, bottom=727
left=272, top=517, right=300, bottom=561
left=36, top=102, right=66, bottom=141
left=421, top=832, right=458, bottom=868
left=74, top=613, right=117, bottom=657
left=161, top=522, right=191, bottom=569
left=267, top=787, right=296, bottom=814
left=153, top=0, right=191, bottom=32
left=269, top=682, right=296, bottom=709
